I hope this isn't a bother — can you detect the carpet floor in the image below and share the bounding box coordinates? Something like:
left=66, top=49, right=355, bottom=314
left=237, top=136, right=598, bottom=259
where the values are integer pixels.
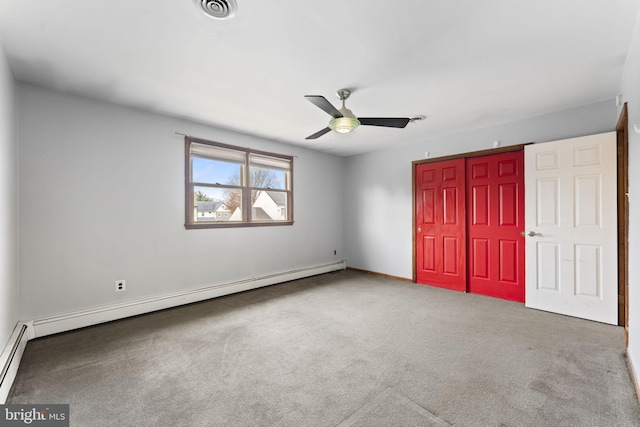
left=7, top=270, right=640, bottom=426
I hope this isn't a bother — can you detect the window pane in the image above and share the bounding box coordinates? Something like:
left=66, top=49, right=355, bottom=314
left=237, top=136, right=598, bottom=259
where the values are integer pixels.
left=251, top=190, right=288, bottom=222
left=249, top=166, right=287, bottom=190
left=250, top=154, right=290, bottom=170
left=249, top=154, right=289, bottom=190
left=192, top=157, right=242, bottom=185
left=193, top=186, right=242, bottom=222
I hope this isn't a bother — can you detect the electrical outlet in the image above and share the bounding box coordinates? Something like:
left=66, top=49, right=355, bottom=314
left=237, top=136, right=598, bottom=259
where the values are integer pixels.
left=115, top=280, right=126, bottom=292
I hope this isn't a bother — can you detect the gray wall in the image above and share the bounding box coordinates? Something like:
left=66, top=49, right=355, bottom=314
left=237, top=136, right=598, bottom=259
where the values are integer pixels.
left=0, top=42, right=18, bottom=347
left=17, top=84, right=345, bottom=320
left=344, top=100, right=617, bottom=279
left=619, top=11, right=640, bottom=384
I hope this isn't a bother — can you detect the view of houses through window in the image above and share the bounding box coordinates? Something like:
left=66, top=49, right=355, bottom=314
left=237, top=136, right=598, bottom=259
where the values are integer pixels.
left=185, top=137, right=293, bottom=228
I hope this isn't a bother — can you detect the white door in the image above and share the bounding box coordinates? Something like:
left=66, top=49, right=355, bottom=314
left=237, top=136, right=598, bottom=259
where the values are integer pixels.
left=525, top=132, right=617, bottom=324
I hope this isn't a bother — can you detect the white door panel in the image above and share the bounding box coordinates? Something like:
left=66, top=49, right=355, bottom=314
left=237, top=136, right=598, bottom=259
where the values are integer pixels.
left=525, top=132, right=617, bottom=324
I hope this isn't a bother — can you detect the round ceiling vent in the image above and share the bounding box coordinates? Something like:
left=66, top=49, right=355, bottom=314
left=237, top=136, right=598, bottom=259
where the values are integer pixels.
left=195, top=0, right=237, bottom=20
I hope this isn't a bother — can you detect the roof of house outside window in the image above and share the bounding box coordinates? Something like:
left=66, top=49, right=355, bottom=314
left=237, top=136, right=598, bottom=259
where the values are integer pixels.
left=265, top=191, right=286, bottom=206
left=197, top=201, right=226, bottom=212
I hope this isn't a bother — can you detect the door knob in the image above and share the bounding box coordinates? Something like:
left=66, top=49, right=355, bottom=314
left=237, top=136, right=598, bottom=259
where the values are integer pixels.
left=417, top=227, right=422, bottom=232
left=527, top=231, right=542, bottom=237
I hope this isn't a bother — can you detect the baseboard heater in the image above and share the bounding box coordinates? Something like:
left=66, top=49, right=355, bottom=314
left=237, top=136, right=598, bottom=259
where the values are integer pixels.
left=32, top=260, right=347, bottom=338
left=0, top=324, right=29, bottom=404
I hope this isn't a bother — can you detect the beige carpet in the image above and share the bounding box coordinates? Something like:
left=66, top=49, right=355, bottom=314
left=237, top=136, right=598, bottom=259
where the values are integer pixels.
left=337, top=388, right=452, bottom=427
left=8, top=270, right=640, bottom=426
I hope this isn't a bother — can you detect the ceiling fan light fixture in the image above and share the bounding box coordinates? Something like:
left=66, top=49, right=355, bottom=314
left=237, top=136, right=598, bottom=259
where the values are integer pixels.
left=330, top=106, right=360, bottom=133
left=329, top=116, right=360, bottom=133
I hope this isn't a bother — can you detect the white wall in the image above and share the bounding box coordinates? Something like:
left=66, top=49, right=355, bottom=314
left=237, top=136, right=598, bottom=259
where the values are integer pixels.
left=17, top=84, right=345, bottom=320
left=345, top=100, right=616, bottom=278
left=0, top=42, right=18, bottom=348
left=619, top=10, right=640, bottom=387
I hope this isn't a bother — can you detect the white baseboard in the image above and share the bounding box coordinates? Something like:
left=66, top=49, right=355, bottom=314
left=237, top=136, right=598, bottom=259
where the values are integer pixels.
left=0, top=322, right=32, bottom=404
left=32, top=261, right=346, bottom=338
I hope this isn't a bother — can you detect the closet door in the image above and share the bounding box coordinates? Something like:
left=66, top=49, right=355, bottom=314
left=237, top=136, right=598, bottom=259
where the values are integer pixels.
left=466, top=151, right=525, bottom=302
left=524, top=132, right=617, bottom=324
left=415, top=159, right=466, bottom=291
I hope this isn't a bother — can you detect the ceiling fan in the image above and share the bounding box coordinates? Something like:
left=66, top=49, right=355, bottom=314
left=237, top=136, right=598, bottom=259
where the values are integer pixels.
left=304, top=89, right=419, bottom=140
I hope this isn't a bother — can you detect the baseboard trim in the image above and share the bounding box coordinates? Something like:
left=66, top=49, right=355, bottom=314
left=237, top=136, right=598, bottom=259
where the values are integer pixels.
left=0, top=322, right=32, bottom=404
left=32, top=261, right=346, bottom=338
left=346, top=267, right=412, bottom=283
left=628, top=348, right=640, bottom=406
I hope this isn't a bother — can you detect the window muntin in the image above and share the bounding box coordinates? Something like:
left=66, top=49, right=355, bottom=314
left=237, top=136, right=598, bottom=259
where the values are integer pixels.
left=185, top=137, right=293, bottom=228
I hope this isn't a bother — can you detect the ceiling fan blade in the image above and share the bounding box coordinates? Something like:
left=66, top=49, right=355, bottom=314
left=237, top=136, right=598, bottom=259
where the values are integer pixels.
left=358, top=117, right=411, bottom=128
left=305, top=127, right=332, bottom=140
left=305, top=95, right=343, bottom=118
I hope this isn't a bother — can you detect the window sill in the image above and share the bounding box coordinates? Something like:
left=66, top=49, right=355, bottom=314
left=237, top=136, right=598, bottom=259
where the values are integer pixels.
left=185, top=221, right=294, bottom=230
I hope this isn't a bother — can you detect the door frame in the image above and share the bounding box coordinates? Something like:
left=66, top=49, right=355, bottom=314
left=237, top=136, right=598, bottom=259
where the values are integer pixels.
left=412, top=143, right=531, bottom=283
left=616, top=104, right=629, bottom=337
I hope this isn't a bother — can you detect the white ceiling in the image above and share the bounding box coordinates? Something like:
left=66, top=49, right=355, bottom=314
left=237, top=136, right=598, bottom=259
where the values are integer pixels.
left=0, top=1, right=638, bottom=156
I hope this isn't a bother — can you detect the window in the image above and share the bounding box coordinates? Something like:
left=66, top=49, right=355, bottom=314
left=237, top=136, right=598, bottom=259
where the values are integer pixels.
left=185, top=137, right=293, bottom=228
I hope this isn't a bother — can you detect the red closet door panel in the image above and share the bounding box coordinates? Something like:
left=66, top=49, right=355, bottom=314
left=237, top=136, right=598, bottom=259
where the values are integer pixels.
left=466, top=151, right=525, bottom=302
left=422, top=236, right=436, bottom=271
left=472, top=238, right=489, bottom=278
left=416, top=159, right=466, bottom=291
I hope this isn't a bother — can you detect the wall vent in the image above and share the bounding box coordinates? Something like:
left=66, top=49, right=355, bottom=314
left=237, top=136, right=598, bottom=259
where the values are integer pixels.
left=195, top=0, right=238, bottom=20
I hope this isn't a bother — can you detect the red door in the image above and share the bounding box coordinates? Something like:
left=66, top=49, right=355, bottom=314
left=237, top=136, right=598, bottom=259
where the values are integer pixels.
left=466, top=151, right=525, bottom=302
left=415, top=159, right=466, bottom=291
